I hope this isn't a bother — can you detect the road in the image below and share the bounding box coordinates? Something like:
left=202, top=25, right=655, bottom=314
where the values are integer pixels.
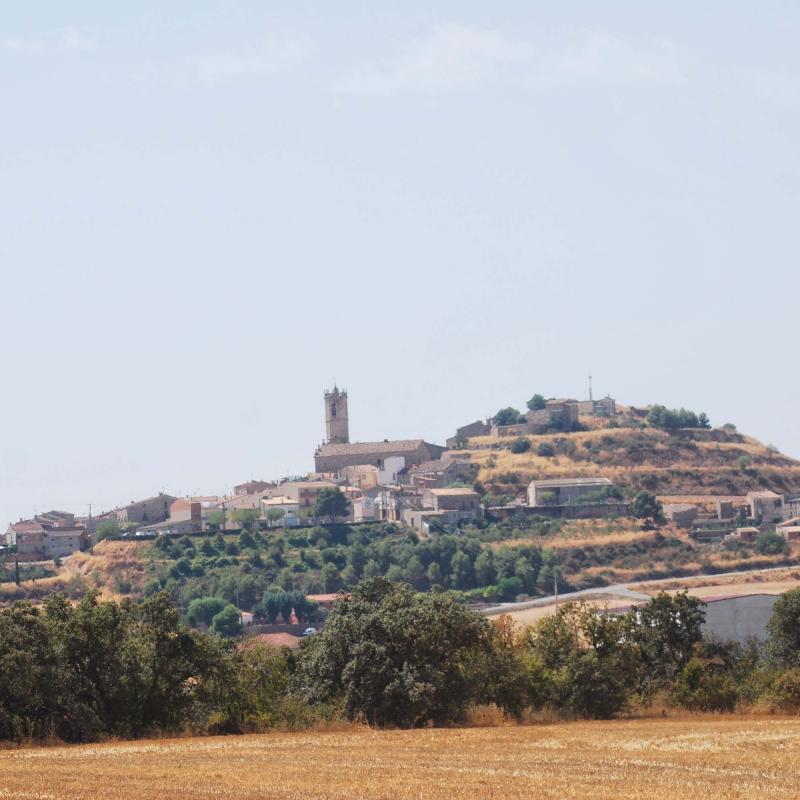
left=478, top=561, right=800, bottom=616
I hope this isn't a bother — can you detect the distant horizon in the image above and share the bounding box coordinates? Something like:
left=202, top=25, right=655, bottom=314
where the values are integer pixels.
left=3, top=384, right=793, bottom=523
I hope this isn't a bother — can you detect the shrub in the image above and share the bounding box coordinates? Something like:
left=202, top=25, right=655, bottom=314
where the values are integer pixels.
left=537, top=442, right=555, bottom=458
left=769, top=669, right=800, bottom=711
left=494, top=407, right=524, bottom=427
left=755, top=530, right=788, bottom=556
left=496, top=576, right=523, bottom=601
left=509, top=438, right=531, bottom=454
left=670, top=657, right=738, bottom=712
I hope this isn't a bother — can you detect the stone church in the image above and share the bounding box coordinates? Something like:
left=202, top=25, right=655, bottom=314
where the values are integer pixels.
left=313, top=387, right=446, bottom=474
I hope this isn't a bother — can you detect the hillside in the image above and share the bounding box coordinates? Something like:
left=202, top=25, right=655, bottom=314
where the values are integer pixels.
left=457, top=415, right=800, bottom=502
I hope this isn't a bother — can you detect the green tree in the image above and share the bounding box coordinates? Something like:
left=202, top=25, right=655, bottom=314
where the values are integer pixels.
left=768, top=588, right=800, bottom=667
left=186, top=596, right=228, bottom=627
left=755, top=530, right=789, bottom=556
left=294, top=579, right=508, bottom=727
left=321, top=563, right=342, bottom=593
left=95, top=519, right=122, bottom=541
left=670, top=656, right=738, bottom=711
left=426, top=561, right=443, bottom=587
left=232, top=508, right=260, bottom=531
left=494, top=407, right=524, bottom=427
left=403, top=555, right=427, bottom=590
left=497, top=576, right=523, bottom=600
left=312, top=488, right=351, bottom=522
left=363, top=559, right=382, bottom=580
left=206, top=510, right=226, bottom=531
left=206, top=641, right=294, bottom=732
left=211, top=605, right=243, bottom=638
left=527, top=394, right=546, bottom=411
left=632, top=490, right=665, bottom=528
left=626, top=591, right=705, bottom=692
left=474, top=551, right=496, bottom=586
left=521, top=602, right=638, bottom=718
left=449, top=550, right=473, bottom=590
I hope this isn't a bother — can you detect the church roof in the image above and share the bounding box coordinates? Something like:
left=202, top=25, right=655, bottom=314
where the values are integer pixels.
left=316, top=439, right=432, bottom=457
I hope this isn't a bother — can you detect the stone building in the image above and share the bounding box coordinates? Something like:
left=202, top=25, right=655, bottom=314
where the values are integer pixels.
left=446, top=420, right=491, bottom=448
left=408, top=459, right=475, bottom=489
left=315, top=439, right=445, bottom=474
left=577, top=396, right=617, bottom=416
left=115, top=493, right=176, bottom=525
left=663, top=503, right=700, bottom=528
left=314, top=386, right=446, bottom=474
left=15, top=521, right=86, bottom=560
left=324, top=386, right=349, bottom=444
left=746, top=490, right=784, bottom=522
left=527, top=477, right=615, bottom=507
left=491, top=400, right=580, bottom=437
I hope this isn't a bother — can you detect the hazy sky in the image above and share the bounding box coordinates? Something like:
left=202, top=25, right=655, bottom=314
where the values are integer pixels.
left=2, top=2, right=799, bottom=523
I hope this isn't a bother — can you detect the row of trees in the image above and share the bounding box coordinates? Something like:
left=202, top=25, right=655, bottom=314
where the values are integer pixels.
left=647, top=405, right=711, bottom=430
left=3, top=580, right=800, bottom=742
left=149, top=527, right=553, bottom=608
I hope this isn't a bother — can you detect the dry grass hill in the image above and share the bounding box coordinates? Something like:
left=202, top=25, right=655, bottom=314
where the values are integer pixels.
left=457, top=408, right=800, bottom=504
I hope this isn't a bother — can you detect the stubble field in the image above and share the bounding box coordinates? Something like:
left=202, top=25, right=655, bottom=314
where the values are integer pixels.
left=1, top=717, right=799, bottom=799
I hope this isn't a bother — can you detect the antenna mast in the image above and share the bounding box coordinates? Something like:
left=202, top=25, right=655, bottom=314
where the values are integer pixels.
left=588, top=374, right=593, bottom=401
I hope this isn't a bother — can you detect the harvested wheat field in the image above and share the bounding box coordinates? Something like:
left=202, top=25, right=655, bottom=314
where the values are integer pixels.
left=1, top=717, right=799, bottom=799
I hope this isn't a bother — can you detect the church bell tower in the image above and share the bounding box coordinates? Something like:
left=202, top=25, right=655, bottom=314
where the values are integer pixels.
left=324, top=386, right=349, bottom=444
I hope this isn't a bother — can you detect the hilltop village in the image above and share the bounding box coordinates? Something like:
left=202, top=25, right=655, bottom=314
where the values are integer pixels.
left=5, top=386, right=800, bottom=562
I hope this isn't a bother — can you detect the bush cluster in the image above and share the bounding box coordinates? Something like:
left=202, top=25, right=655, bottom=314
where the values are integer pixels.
left=3, top=582, right=800, bottom=743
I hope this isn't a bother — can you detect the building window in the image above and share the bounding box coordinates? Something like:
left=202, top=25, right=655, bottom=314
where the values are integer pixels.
left=331, top=404, right=337, bottom=417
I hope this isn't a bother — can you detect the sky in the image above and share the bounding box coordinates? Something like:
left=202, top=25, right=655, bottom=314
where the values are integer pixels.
left=1, top=2, right=799, bottom=523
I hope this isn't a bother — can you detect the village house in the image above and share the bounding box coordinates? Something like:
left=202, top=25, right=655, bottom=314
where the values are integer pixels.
left=663, top=503, right=700, bottom=528
left=14, top=519, right=87, bottom=560
left=492, top=399, right=581, bottom=437
left=784, top=496, right=800, bottom=519
left=726, top=526, right=760, bottom=544
left=577, top=396, right=617, bottom=417
left=778, top=525, right=800, bottom=542
left=527, top=477, right=615, bottom=507
left=115, top=494, right=176, bottom=526
left=277, top=480, right=340, bottom=512
left=340, top=464, right=380, bottom=490
left=352, top=495, right=377, bottom=522
left=446, top=420, right=491, bottom=448
left=408, top=459, right=475, bottom=490
left=10, top=520, right=45, bottom=554
left=233, top=480, right=275, bottom=496
left=260, top=495, right=300, bottom=520
left=139, top=496, right=221, bottom=535
left=34, top=510, right=75, bottom=528
left=746, top=490, right=784, bottom=522
left=424, top=487, right=481, bottom=520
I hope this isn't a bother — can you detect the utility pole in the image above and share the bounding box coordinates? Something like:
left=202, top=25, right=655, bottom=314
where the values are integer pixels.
left=588, top=374, right=593, bottom=402
left=554, top=572, right=558, bottom=610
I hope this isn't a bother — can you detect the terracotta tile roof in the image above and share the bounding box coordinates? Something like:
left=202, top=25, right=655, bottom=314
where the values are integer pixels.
left=429, top=488, right=478, bottom=496
left=10, top=520, right=45, bottom=533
